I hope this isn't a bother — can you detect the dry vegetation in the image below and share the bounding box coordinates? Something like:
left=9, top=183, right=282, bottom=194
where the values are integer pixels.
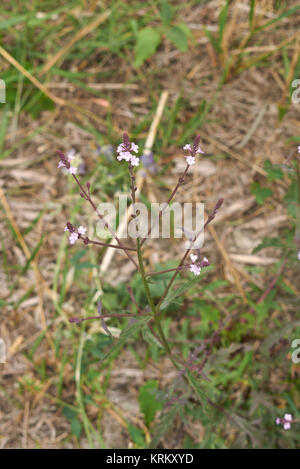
left=0, top=0, right=299, bottom=449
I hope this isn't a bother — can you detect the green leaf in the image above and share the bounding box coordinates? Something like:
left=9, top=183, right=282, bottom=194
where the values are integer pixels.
left=249, top=0, right=256, bottom=29
left=186, top=371, right=208, bottom=409
left=128, top=424, right=145, bottom=447
left=251, top=182, right=272, bottom=205
left=218, top=0, right=230, bottom=47
left=150, top=402, right=181, bottom=449
left=134, top=28, right=161, bottom=67
left=71, top=417, right=82, bottom=439
left=142, top=325, right=163, bottom=349
left=165, top=25, right=188, bottom=52
left=138, top=380, right=162, bottom=427
left=102, top=316, right=151, bottom=362
left=160, top=0, right=173, bottom=25
left=263, top=160, right=284, bottom=181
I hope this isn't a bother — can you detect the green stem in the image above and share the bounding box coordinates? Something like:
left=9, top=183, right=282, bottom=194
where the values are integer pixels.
left=136, top=238, right=174, bottom=359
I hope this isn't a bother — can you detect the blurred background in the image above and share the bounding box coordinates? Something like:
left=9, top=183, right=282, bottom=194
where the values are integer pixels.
left=0, top=0, right=299, bottom=449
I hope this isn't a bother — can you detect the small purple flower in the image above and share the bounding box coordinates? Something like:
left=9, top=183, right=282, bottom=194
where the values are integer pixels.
left=190, top=264, right=201, bottom=276
left=186, top=156, right=195, bottom=166
left=64, top=223, right=87, bottom=245
left=78, top=226, right=87, bottom=236
left=130, top=155, right=140, bottom=167
left=116, top=134, right=140, bottom=167
left=131, top=143, right=139, bottom=153
left=189, top=255, right=209, bottom=276
left=183, top=136, right=204, bottom=166
left=67, top=149, right=76, bottom=161
left=69, top=232, right=79, bottom=245
left=276, top=413, right=293, bottom=430
left=57, top=151, right=78, bottom=175
left=190, top=254, right=198, bottom=263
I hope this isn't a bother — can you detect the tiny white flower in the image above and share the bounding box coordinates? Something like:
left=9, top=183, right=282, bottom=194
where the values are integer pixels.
left=117, top=144, right=125, bottom=153
left=203, top=257, right=208, bottom=263
left=186, top=156, right=195, bottom=166
left=67, top=149, right=76, bottom=161
left=69, top=166, right=77, bottom=175
left=130, top=155, right=140, bottom=167
left=78, top=226, right=87, bottom=236
left=131, top=142, right=139, bottom=153
left=123, top=151, right=133, bottom=162
left=297, top=145, right=300, bottom=153
left=64, top=225, right=69, bottom=232
left=190, top=264, right=201, bottom=276
left=298, top=251, right=300, bottom=261
left=284, top=414, right=292, bottom=422
left=283, top=422, right=291, bottom=430
left=69, top=232, right=78, bottom=245
left=196, top=146, right=204, bottom=154
left=183, top=144, right=192, bottom=151
left=58, top=161, right=65, bottom=168
left=190, top=254, right=198, bottom=263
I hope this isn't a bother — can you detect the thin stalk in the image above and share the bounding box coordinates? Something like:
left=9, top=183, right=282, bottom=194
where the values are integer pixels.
left=136, top=237, right=173, bottom=358
left=72, top=174, right=138, bottom=268
left=140, top=164, right=190, bottom=247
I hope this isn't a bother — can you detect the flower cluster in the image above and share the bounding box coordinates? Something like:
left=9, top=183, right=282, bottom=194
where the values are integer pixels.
left=116, top=133, right=140, bottom=167
left=64, top=222, right=87, bottom=245
left=275, top=413, right=293, bottom=430
left=189, top=254, right=209, bottom=276
left=58, top=149, right=77, bottom=175
left=183, top=137, right=204, bottom=166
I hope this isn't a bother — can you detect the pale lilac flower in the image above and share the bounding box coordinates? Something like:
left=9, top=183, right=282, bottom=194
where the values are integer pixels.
left=131, top=143, right=139, bottom=153
left=195, top=146, right=204, bottom=154
left=190, top=264, right=201, bottom=276
left=78, top=226, right=87, bottom=236
left=64, top=225, right=69, bottom=232
left=67, top=149, right=76, bottom=161
left=186, top=156, right=195, bottom=166
left=117, top=143, right=126, bottom=154
left=297, top=146, right=300, bottom=153
left=276, top=413, right=293, bottom=430
left=190, top=254, right=198, bottom=263
left=69, top=166, right=77, bottom=175
left=130, top=155, right=140, bottom=167
left=117, top=136, right=140, bottom=167
left=298, top=251, right=300, bottom=261
left=69, top=232, right=79, bottom=245
left=122, top=151, right=133, bottom=162
left=183, top=144, right=192, bottom=151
